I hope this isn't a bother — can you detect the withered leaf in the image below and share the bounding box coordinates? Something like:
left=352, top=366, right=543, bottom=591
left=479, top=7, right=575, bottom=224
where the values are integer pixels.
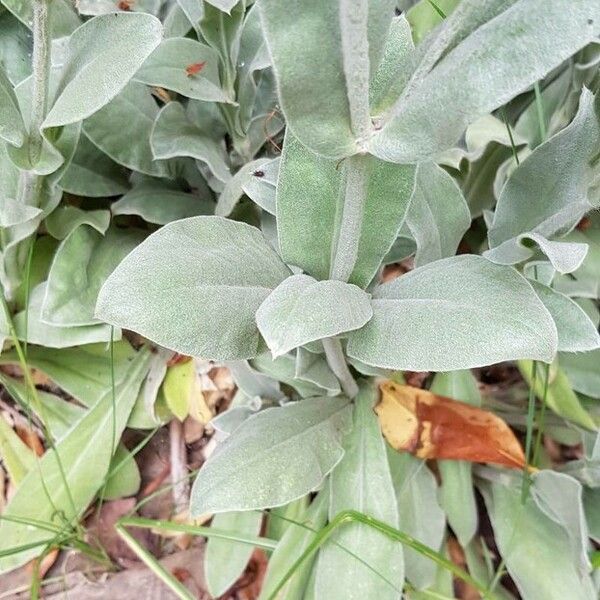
left=376, top=381, right=526, bottom=469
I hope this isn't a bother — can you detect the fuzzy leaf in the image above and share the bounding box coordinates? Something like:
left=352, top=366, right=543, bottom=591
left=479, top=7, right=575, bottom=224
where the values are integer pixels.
left=0, top=65, right=25, bottom=146
left=42, top=226, right=145, bottom=327
left=190, top=396, right=352, bottom=514
left=111, top=183, right=213, bottom=225
left=430, top=370, right=480, bottom=547
left=259, top=0, right=395, bottom=158
left=347, top=255, right=558, bottom=370
left=150, top=101, right=231, bottom=182
left=96, top=217, right=290, bottom=360
left=489, top=89, right=600, bottom=248
left=388, top=452, right=445, bottom=590
left=256, top=275, right=373, bottom=357
left=59, top=133, right=129, bottom=197
left=315, top=383, right=403, bottom=599
left=277, top=132, right=415, bottom=287
left=43, top=13, right=162, bottom=127
left=371, top=0, right=600, bottom=162
left=83, top=81, right=169, bottom=177
left=205, top=511, right=263, bottom=597
left=260, top=490, right=328, bottom=600
left=482, top=479, right=596, bottom=600
left=530, top=281, right=600, bottom=353
left=405, top=161, right=471, bottom=267
left=135, top=38, right=230, bottom=103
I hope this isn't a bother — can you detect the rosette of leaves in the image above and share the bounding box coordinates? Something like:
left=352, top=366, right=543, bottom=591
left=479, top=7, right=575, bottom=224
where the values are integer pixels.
left=1, top=0, right=600, bottom=598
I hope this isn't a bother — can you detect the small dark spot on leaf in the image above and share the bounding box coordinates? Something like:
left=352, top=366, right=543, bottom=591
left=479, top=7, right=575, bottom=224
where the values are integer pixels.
left=394, top=7, right=402, bottom=16
left=253, top=170, right=265, bottom=177
left=588, top=18, right=594, bottom=25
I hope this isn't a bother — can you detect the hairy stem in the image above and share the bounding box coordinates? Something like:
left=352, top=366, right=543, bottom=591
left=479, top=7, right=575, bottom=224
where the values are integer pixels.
left=330, top=154, right=369, bottom=282
left=322, top=337, right=359, bottom=398
left=29, top=0, right=51, bottom=166
left=169, top=419, right=190, bottom=514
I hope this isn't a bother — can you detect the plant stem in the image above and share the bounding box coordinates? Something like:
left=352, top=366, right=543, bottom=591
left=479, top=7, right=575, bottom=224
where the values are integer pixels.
left=169, top=418, right=190, bottom=514
left=29, top=0, right=51, bottom=166
left=322, top=337, right=359, bottom=398
left=330, top=154, right=369, bottom=283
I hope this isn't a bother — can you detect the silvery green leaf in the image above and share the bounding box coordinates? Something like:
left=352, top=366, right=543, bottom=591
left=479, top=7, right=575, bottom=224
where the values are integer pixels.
left=226, top=360, right=282, bottom=401
left=0, top=65, right=25, bottom=146
left=406, top=161, right=470, bottom=267
left=256, top=275, right=373, bottom=357
left=1, top=0, right=80, bottom=38
left=135, top=38, right=231, bottom=103
left=59, top=133, right=129, bottom=197
left=163, top=2, right=192, bottom=38
left=190, top=396, right=352, bottom=514
left=43, top=13, right=162, bottom=127
left=241, top=158, right=278, bottom=215
left=0, top=197, right=41, bottom=227
left=96, top=217, right=290, bottom=360
left=44, top=206, right=110, bottom=240
left=205, top=0, right=239, bottom=13
left=199, top=2, right=245, bottom=102
left=259, top=0, right=395, bottom=158
left=236, top=4, right=271, bottom=132
left=260, top=490, right=328, bottom=600
left=251, top=352, right=337, bottom=398
left=489, top=89, right=600, bottom=248
left=176, top=0, right=203, bottom=32
left=371, top=1, right=600, bottom=163
left=0, top=12, right=32, bottom=85
left=559, top=350, right=600, bottom=399
left=370, top=14, right=415, bottom=118
left=111, top=183, right=214, bottom=225
left=204, top=511, right=263, bottom=597
left=529, top=281, right=600, bottom=353
left=577, top=298, right=600, bottom=328
left=523, top=260, right=556, bottom=287
left=583, top=488, right=600, bottom=543
left=481, top=479, right=597, bottom=600
left=42, top=225, right=145, bottom=327
left=315, top=383, right=403, bottom=600
left=13, top=283, right=118, bottom=348
left=215, top=157, right=270, bottom=216
left=388, top=452, right=445, bottom=590
left=0, top=347, right=150, bottom=573
left=295, top=348, right=341, bottom=397
left=150, top=101, right=231, bottom=182
left=531, top=470, right=590, bottom=572
left=347, top=255, right=558, bottom=371
left=77, top=0, right=161, bottom=15
left=438, top=113, right=527, bottom=169
left=486, top=232, right=589, bottom=275
left=277, top=132, right=415, bottom=287
left=554, top=227, right=600, bottom=299
left=430, top=370, right=480, bottom=547
left=83, top=82, right=169, bottom=177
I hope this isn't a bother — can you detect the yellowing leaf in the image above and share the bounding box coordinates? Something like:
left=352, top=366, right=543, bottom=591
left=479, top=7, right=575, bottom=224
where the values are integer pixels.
left=0, top=415, right=36, bottom=485
left=163, top=358, right=213, bottom=423
left=376, top=381, right=526, bottom=469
